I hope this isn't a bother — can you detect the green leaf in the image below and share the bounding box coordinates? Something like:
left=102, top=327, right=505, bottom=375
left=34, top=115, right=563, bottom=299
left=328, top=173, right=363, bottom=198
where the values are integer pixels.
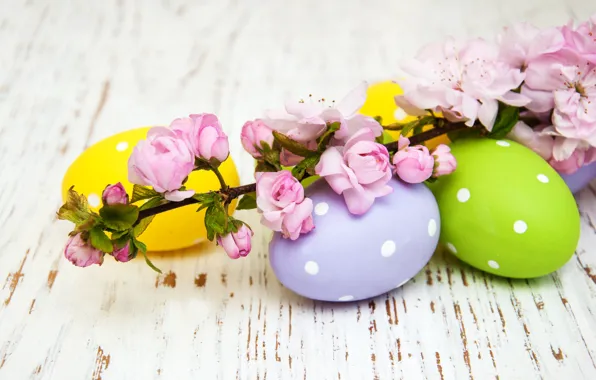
left=131, top=185, right=159, bottom=203
left=57, top=187, right=93, bottom=225
left=292, top=155, right=321, bottom=181
left=134, top=239, right=161, bottom=273
left=89, top=227, right=113, bottom=253
left=447, top=127, right=484, bottom=142
left=133, top=197, right=164, bottom=237
left=194, top=158, right=213, bottom=171
left=99, top=204, right=140, bottom=231
left=73, top=215, right=99, bottom=233
left=112, top=233, right=131, bottom=249
left=261, top=144, right=281, bottom=170
left=273, top=131, right=316, bottom=157
left=255, top=161, right=278, bottom=173
left=204, top=202, right=228, bottom=241
left=236, top=192, right=257, bottom=210
left=487, top=102, right=520, bottom=139
left=316, top=122, right=341, bottom=151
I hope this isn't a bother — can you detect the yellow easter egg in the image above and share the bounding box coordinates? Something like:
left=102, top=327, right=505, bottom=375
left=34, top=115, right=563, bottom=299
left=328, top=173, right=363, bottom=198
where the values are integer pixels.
left=359, top=81, right=450, bottom=150
left=61, top=127, right=240, bottom=251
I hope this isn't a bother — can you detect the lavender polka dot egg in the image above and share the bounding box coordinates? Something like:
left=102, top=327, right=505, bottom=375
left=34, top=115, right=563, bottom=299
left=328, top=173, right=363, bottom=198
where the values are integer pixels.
left=269, top=178, right=440, bottom=302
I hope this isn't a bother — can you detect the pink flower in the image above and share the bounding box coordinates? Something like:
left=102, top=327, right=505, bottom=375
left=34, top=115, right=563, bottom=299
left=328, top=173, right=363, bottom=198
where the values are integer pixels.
left=128, top=127, right=195, bottom=202
left=550, top=149, right=587, bottom=174
left=315, top=128, right=393, bottom=215
left=102, top=183, right=129, bottom=206
left=523, top=50, right=596, bottom=147
left=281, top=198, right=314, bottom=240
left=263, top=82, right=382, bottom=144
left=393, top=142, right=435, bottom=183
left=241, top=119, right=274, bottom=158
left=64, top=234, right=104, bottom=267
left=255, top=171, right=315, bottom=239
left=217, top=225, right=253, bottom=259
left=431, top=144, right=457, bottom=177
left=497, top=22, right=564, bottom=70
left=395, top=37, right=530, bottom=131
left=560, top=14, right=596, bottom=64
left=112, top=242, right=132, bottom=262
left=507, top=122, right=554, bottom=160
left=170, top=113, right=230, bottom=163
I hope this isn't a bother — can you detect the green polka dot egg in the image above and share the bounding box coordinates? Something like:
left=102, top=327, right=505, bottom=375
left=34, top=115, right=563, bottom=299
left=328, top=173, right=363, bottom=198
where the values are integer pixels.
left=429, top=138, right=580, bottom=278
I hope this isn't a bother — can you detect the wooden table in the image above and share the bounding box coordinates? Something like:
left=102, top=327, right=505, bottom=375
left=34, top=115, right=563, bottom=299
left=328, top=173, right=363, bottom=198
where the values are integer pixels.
left=1, top=1, right=596, bottom=379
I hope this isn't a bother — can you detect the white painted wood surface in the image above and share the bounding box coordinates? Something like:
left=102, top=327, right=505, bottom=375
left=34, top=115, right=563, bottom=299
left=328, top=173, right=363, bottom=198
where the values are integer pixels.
left=1, top=0, right=596, bottom=379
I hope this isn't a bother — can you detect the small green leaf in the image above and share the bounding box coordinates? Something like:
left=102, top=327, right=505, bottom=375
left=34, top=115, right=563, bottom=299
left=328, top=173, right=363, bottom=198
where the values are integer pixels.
left=447, top=126, right=484, bottom=142
left=273, top=131, right=316, bottom=157
left=194, top=158, right=213, bottom=171
left=204, top=202, right=228, bottom=241
left=292, top=155, right=321, bottom=181
left=237, top=192, right=257, bottom=210
left=57, top=187, right=93, bottom=225
left=316, top=122, right=341, bottom=151
left=99, top=204, right=140, bottom=231
left=131, top=185, right=159, bottom=203
left=73, top=215, right=99, bottom=233
left=262, top=145, right=281, bottom=170
left=487, top=102, right=520, bottom=139
left=133, top=197, right=164, bottom=237
left=112, top=233, right=131, bottom=249
left=89, top=227, right=113, bottom=253
left=135, top=240, right=160, bottom=273
left=255, top=161, right=278, bottom=173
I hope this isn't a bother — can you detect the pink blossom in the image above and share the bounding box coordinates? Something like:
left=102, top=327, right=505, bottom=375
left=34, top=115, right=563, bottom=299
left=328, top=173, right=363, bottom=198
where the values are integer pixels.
left=170, top=113, right=230, bottom=163
left=497, top=22, right=564, bottom=70
left=523, top=50, right=596, bottom=147
left=393, top=143, right=435, bottom=184
left=431, top=144, right=457, bottom=177
left=241, top=119, right=274, bottom=158
left=550, top=149, right=587, bottom=174
left=102, top=183, right=129, bottom=206
left=112, top=242, right=132, bottom=262
left=507, top=122, right=554, bottom=160
left=128, top=127, right=195, bottom=202
left=315, top=128, right=393, bottom=215
left=64, top=234, right=104, bottom=267
left=560, top=14, right=596, bottom=64
left=262, top=82, right=383, bottom=144
left=255, top=171, right=314, bottom=239
left=395, top=37, right=530, bottom=131
left=217, top=225, right=253, bottom=259
left=281, top=198, right=315, bottom=240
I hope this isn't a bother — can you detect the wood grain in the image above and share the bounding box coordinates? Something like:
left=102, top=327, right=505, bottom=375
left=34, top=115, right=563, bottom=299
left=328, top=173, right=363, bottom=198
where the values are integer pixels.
left=1, top=0, right=596, bottom=378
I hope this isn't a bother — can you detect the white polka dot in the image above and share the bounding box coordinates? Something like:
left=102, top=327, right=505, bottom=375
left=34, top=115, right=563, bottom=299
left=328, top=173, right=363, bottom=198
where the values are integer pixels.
left=537, top=174, right=549, bottom=183
left=488, top=260, right=500, bottom=269
left=446, top=242, right=457, bottom=254
left=338, top=295, right=354, bottom=302
left=304, top=261, right=319, bottom=275
left=457, top=188, right=471, bottom=203
left=116, top=141, right=129, bottom=151
left=428, top=219, right=437, bottom=237
left=394, top=108, right=408, bottom=121
left=513, top=220, right=528, bottom=234
left=314, top=202, right=329, bottom=216
left=381, top=240, right=396, bottom=257
left=87, top=193, right=100, bottom=207
left=496, top=140, right=510, bottom=147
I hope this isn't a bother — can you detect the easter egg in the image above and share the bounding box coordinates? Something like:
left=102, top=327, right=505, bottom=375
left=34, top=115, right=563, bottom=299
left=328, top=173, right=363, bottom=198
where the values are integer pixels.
left=429, top=138, right=580, bottom=278
left=269, top=178, right=440, bottom=302
left=560, top=161, right=596, bottom=194
left=61, top=127, right=240, bottom=251
left=358, top=80, right=450, bottom=149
